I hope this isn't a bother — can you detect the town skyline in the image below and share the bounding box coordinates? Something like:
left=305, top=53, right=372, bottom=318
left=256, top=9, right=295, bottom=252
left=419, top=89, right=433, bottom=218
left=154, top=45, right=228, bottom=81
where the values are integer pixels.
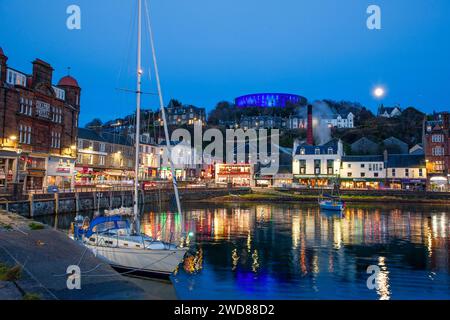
left=1, top=0, right=449, bottom=126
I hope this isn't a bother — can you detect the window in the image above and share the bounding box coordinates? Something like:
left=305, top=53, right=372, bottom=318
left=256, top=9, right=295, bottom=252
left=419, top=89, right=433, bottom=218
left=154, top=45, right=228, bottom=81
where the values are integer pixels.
left=300, top=148, right=305, bottom=155
left=315, top=148, right=320, bottom=155
left=100, top=143, right=106, bottom=152
left=369, top=163, right=372, bottom=171
left=6, top=69, right=27, bottom=86
left=19, top=97, right=33, bottom=116
left=361, top=172, right=365, bottom=177
left=347, top=172, right=352, bottom=177
left=327, top=160, right=334, bottom=175
left=360, top=163, right=365, bottom=168
left=88, top=155, right=94, bottom=165
left=405, top=168, right=409, bottom=177
left=431, top=134, right=444, bottom=143
left=51, top=106, right=62, bottom=123
left=419, top=169, right=423, bottom=177
left=99, top=156, right=105, bottom=166
left=347, top=163, right=351, bottom=168
left=77, top=153, right=82, bottom=164
left=391, top=168, right=396, bottom=177
left=432, top=147, right=444, bottom=156
left=314, top=159, right=321, bottom=175
left=52, top=86, right=66, bottom=100
left=327, top=147, right=333, bottom=155
left=51, top=131, right=61, bottom=148
left=19, top=124, right=31, bottom=144
left=374, top=172, right=379, bottom=177
left=78, top=139, right=83, bottom=149
left=299, top=160, right=306, bottom=174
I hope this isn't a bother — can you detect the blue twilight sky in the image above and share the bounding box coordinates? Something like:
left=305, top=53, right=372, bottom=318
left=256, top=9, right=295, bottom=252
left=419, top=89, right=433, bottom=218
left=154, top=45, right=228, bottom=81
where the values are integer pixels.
left=1, top=0, right=449, bottom=125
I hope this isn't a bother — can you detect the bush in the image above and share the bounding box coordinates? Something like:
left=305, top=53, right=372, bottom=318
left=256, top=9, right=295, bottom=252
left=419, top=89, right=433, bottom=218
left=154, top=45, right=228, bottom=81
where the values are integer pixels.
left=28, top=222, right=44, bottom=230
left=0, top=263, right=22, bottom=281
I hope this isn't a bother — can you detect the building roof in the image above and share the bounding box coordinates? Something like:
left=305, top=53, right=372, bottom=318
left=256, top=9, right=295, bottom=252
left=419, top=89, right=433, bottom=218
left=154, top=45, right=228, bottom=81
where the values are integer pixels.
left=58, top=75, right=79, bottom=87
left=351, top=137, right=377, bottom=146
left=295, top=139, right=339, bottom=155
left=383, top=136, right=408, bottom=146
left=342, top=155, right=384, bottom=162
left=78, top=128, right=133, bottom=146
left=387, top=154, right=425, bottom=168
left=379, top=106, right=401, bottom=114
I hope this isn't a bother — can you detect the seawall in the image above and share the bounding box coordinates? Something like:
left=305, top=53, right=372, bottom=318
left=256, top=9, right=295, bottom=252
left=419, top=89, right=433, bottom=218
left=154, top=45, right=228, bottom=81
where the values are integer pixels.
left=0, top=187, right=251, bottom=217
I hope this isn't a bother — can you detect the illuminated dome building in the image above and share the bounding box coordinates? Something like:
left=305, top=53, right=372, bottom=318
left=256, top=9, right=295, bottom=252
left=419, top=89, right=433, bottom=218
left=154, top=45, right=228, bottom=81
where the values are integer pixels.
left=235, top=93, right=307, bottom=108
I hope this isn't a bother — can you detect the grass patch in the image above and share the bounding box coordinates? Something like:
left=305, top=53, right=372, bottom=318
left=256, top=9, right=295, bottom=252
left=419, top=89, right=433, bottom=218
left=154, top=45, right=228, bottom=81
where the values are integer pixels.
left=0, top=263, right=22, bottom=281
left=0, top=223, right=13, bottom=230
left=23, top=293, right=41, bottom=300
left=28, top=222, right=44, bottom=230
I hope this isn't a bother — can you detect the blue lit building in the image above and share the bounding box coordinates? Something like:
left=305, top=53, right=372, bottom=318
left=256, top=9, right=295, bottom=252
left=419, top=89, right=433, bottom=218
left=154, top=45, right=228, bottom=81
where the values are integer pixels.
left=235, top=93, right=307, bottom=108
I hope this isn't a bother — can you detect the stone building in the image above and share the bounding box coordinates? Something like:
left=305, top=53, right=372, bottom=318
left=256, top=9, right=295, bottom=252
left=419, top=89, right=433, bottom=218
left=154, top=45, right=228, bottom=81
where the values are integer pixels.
left=424, top=112, right=450, bottom=191
left=157, top=101, right=206, bottom=126
left=0, top=47, right=80, bottom=192
left=75, top=128, right=134, bottom=187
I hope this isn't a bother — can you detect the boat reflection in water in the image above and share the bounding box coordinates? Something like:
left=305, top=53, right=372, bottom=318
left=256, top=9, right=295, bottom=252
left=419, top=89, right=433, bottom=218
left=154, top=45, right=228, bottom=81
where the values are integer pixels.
left=140, top=203, right=450, bottom=300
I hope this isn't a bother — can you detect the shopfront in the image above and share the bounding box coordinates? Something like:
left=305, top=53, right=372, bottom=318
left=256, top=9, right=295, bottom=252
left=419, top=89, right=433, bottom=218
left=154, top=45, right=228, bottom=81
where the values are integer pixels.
left=340, top=178, right=383, bottom=190
left=160, top=167, right=186, bottom=181
left=401, top=178, right=426, bottom=191
left=46, top=156, right=75, bottom=189
left=0, top=151, right=17, bottom=191
left=428, top=176, right=448, bottom=192
left=215, top=164, right=252, bottom=186
left=294, top=176, right=334, bottom=188
left=25, top=156, right=46, bottom=191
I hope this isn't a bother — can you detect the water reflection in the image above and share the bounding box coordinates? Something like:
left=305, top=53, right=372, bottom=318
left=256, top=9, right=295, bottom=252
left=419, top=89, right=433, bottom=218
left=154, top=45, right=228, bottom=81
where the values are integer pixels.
left=141, top=203, right=449, bottom=300
left=36, top=203, right=450, bottom=299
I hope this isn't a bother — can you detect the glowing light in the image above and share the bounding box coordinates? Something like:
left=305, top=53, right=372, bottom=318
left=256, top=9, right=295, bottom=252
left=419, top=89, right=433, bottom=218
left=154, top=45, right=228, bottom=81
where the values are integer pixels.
left=9, top=135, right=17, bottom=141
left=373, top=86, right=385, bottom=98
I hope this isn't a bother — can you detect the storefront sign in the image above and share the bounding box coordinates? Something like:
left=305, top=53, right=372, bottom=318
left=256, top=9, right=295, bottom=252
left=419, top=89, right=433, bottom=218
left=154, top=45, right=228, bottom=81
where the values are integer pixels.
left=47, top=157, right=75, bottom=176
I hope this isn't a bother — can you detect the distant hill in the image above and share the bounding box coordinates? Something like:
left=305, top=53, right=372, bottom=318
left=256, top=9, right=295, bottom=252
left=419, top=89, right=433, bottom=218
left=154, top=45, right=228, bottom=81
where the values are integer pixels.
left=334, top=106, right=425, bottom=147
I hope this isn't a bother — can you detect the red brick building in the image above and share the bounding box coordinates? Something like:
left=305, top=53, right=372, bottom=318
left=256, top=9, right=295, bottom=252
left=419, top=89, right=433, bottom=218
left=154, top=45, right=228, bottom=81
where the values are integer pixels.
left=0, top=47, right=80, bottom=192
left=424, top=112, right=450, bottom=191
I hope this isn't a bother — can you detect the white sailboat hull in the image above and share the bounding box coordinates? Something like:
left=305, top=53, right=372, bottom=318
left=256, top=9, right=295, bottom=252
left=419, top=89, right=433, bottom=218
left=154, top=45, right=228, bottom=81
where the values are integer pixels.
left=85, top=243, right=188, bottom=277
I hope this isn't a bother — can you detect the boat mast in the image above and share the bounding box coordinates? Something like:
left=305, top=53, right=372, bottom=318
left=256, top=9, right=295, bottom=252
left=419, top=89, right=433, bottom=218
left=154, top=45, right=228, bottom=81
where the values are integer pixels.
left=144, top=0, right=182, bottom=215
left=133, top=0, right=142, bottom=234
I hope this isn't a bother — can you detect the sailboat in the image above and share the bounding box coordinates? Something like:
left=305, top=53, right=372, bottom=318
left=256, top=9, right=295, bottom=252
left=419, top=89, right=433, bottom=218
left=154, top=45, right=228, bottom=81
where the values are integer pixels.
left=318, top=177, right=345, bottom=212
left=71, top=0, right=188, bottom=278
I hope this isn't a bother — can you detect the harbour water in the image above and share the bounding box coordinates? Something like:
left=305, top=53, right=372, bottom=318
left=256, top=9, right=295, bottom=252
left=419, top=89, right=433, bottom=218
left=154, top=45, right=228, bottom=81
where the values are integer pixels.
left=36, top=202, right=450, bottom=300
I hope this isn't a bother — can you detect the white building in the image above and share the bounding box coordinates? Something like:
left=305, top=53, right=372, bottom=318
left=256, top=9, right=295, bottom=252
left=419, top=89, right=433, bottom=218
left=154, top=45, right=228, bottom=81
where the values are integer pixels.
left=378, top=106, right=402, bottom=118
left=287, top=112, right=354, bottom=129
left=386, top=154, right=427, bottom=190
left=292, top=139, right=344, bottom=187
left=339, top=155, right=385, bottom=189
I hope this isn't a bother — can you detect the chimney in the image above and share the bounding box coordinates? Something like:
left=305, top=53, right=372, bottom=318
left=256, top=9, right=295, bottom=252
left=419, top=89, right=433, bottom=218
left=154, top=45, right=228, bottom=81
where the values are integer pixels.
left=32, top=59, right=53, bottom=87
left=307, top=104, right=313, bottom=145
left=0, top=47, right=7, bottom=83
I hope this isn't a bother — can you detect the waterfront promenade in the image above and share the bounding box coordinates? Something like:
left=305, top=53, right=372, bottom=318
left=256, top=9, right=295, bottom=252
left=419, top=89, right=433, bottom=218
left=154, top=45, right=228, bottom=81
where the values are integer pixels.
left=0, top=210, right=176, bottom=300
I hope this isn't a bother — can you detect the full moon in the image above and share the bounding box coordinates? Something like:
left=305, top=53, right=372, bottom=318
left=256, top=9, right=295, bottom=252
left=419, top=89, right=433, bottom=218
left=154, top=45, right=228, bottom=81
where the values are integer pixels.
left=374, top=87, right=385, bottom=98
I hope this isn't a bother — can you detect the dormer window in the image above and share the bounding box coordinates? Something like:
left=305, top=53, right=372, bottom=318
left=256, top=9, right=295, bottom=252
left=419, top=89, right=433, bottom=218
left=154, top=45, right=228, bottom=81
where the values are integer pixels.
left=300, top=148, right=305, bottom=155
left=328, top=147, right=333, bottom=154
left=315, top=148, right=320, bottom=155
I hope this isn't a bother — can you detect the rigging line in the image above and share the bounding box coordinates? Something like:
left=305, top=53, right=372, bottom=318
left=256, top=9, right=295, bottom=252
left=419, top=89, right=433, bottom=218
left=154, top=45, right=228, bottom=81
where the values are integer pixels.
left=115, top=0, right=137, bottom=123
left=144, top=0, right=183, bottom=217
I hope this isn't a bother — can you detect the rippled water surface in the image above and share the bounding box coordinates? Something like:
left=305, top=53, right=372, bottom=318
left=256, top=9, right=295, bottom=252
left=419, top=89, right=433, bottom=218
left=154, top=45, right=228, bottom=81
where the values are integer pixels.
left=39, top=202, right=450, bottom=300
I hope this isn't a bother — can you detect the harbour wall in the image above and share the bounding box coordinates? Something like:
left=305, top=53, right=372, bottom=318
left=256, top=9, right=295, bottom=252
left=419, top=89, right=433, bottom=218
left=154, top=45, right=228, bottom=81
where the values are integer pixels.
left=0, top=187, right=251, bottom=217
